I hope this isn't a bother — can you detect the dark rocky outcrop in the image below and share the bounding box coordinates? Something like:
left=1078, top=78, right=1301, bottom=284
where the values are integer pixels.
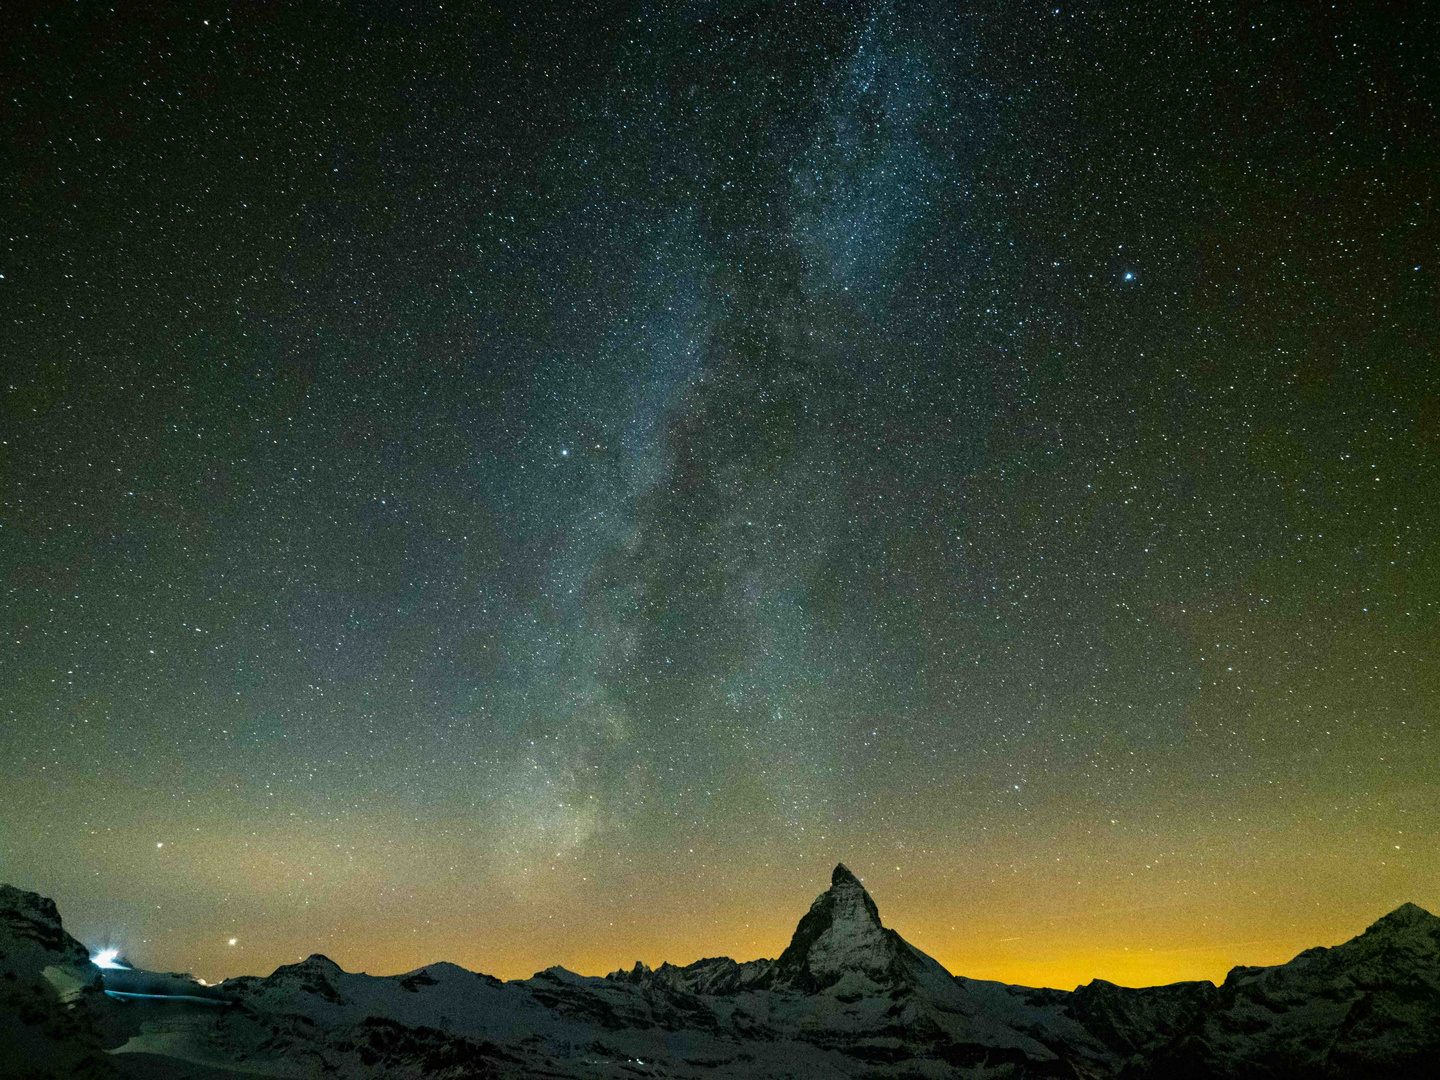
left=0, top=885, right=119, bottom=1079
left=1137, top=902, right=1440, bottom=1079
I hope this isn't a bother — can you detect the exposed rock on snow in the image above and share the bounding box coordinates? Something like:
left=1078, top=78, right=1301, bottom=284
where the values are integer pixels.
left=760, top=862, right=951, bottom=993
left=607, top=955, right=773, bottom=996
left=1063, top=976, right=1217, bottom=1060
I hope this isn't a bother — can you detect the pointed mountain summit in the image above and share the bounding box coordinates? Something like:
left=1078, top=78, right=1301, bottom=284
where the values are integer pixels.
left=1364, top=901, right=1436, bottom=936
left=762, top=863, right=954, bottom=993
left=260, top=953, right=348, bottom=1004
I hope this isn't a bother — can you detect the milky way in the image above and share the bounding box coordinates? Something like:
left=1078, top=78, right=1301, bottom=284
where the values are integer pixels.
left=3, top=1, right=1436, bottom=989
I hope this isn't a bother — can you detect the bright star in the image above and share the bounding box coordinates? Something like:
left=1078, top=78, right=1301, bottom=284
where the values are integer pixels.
left=1124, top=272, right=1134, bottom=281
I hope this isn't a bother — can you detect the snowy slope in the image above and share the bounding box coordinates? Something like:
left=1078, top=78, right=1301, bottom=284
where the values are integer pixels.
left=82, top=866, right=1129, bottom=1077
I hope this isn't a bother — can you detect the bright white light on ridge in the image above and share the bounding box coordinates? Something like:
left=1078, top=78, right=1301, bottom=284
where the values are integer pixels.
left=92, top=948, right=125, bottom=969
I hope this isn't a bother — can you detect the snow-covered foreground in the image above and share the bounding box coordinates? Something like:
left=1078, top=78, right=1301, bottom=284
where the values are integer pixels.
left=3, top=866, right=1438, bottom=1078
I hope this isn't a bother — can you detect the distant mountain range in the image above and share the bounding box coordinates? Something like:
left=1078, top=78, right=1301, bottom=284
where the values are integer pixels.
left=3, top=865, right=1438, bottom=1078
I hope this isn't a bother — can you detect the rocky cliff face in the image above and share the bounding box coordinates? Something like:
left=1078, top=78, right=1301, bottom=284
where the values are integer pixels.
left=759, top=863, right=954, bottom=994
left=1138, top=902, right=1440, bottom=1079
left=1064, top=977, right=1217, bottom=1061
left=3, top=872, right=1438, bottom=1079
left=0, top=885, right=118, bottom=1080
left=608, top=954, right=773, bottom=996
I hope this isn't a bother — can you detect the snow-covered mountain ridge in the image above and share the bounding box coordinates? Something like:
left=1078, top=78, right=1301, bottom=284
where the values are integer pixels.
left=2, top=869, right=1437, bottom=1078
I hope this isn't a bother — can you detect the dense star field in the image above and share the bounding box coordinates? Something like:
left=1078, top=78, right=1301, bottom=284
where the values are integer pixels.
left=2, top=1, right=1436, bottom=991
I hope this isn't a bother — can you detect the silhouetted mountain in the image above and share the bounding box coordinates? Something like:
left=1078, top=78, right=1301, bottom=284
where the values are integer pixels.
left=757, top=862, right=955, bottom=994
left=1137, top=901, right=1440, bottom=1079
left=2, top=872, right=1437, bottom=1079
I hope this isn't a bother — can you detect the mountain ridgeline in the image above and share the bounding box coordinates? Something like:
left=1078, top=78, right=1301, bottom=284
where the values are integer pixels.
left=3, top=866, right=1438, bottom=1078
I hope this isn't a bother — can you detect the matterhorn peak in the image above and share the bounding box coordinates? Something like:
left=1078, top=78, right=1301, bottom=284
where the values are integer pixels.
left=761, top=863, right=950, bottom=994
left=822, top=862, right=885, bottom=933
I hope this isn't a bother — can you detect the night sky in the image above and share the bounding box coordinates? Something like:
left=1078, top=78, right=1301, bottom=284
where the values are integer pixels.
left=3, top=1, right=1437, bottom=991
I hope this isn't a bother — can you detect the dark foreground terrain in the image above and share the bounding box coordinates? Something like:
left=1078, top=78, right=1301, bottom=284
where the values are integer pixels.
left=3, top=868, right=1438, bottom=1078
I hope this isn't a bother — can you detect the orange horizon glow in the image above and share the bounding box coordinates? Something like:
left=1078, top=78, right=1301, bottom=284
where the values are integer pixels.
left=170, top=900, right=1424, bottom=992
left=47, top=863, right=1436, bottom=992
left=19, top=772, right=1436, bottom=993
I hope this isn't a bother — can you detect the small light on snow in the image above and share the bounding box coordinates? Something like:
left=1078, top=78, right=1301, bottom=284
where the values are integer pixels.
left=93, top=949, right=124, bottom=969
